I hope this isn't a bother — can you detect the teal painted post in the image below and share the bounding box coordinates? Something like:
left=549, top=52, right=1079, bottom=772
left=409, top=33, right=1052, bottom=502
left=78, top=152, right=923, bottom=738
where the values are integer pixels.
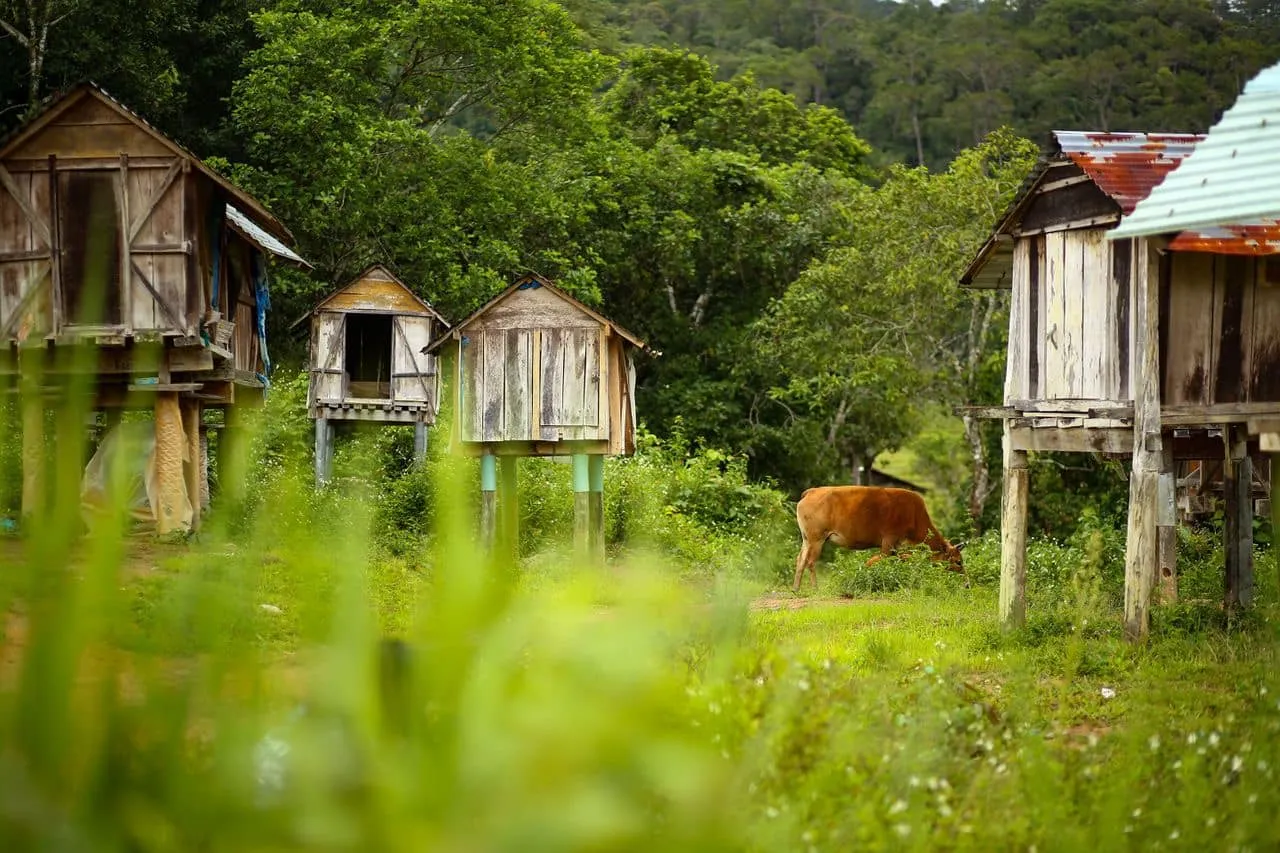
left=588, top=455, right=605, bottom=565
left=573, top=452, right=590, bottom=560
left=480, top=451, right=497, bottom=549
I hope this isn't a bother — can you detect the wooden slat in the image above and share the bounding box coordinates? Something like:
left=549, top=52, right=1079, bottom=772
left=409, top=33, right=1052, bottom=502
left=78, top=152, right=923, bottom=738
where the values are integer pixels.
left=598, top=326, right=610, bottom=441
left=504, top=328, right=531, bottom=439
left=1005, top=239, right=1029, bottom=403
left=1248, top=255, right=1280, bottom=401
left=118, top=154, right=131, bottom=319
left=481, top=327, right=506, bottom=441
left=130, top=259, right=186, bottom=330
left=0, top=249, right=51, bottom=263
left=1043, top=231, right=1067, bottom=398
left=463, top=333, right=484, bottom=440
left=531, top=329, right=543, bottom=434
left=540, top=327, right=563, bottom=429
left=1081, top=230, right=1111, bottom=398
left=1163, top=252, right=1216, bottom=405
left=0, top=163, right=51, bottom=248
left=0, top=267, right=51, bottom=340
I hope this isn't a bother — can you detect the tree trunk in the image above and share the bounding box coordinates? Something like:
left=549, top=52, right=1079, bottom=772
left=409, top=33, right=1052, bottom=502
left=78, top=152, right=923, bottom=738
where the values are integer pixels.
left=911, top=107, right=925, bottom=167
left=850, top=452, right=864, bottom=485
left=964, top=414, right=991, bottom=533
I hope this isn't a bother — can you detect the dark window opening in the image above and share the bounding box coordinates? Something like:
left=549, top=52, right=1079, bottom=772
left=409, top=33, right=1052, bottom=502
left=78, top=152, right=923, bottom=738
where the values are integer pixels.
left=59, top=171, right=122, bottom=325
left=345, top=314, right=393, bottom=399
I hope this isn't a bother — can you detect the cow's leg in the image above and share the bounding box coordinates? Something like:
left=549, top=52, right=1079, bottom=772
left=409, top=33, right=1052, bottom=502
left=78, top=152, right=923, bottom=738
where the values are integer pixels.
left=794, top=536, right=823, bottom=593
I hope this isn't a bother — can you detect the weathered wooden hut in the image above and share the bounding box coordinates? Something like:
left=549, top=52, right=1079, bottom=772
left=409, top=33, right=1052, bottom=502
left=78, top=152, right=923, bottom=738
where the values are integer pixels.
left=1, top=82, right=307, bottom=534
left=426, top=273, right=644, bottom=559
left=959, top=130, right=1280, bottom=640
left=299, top=265, right=449, bottom=484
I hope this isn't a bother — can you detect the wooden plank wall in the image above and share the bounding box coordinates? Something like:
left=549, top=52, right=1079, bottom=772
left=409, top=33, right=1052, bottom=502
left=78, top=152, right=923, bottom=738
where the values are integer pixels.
left=390, top=315, right=436, bottom=405
left=1004, top=239, right=1030, bottom=404
left=460, top=286, right=612, bottom=444
left=1163, top=254, right=1280, bottom=405
left=126, top=162, right=187, bottom=332
left=310, top=311, right=344, bottom=402
left=1033, top=228, right=1128, bottom=403
left=0, top=166, right=52, bottom=340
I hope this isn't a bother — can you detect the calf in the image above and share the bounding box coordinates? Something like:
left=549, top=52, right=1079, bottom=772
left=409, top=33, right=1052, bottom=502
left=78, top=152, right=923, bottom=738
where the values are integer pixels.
left=793, top=485, right=966, bottom=592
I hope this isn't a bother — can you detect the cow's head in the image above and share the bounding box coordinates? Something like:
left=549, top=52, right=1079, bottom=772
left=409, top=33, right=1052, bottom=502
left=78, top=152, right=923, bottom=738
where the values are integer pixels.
left=943, top=539, right=966, bottom=574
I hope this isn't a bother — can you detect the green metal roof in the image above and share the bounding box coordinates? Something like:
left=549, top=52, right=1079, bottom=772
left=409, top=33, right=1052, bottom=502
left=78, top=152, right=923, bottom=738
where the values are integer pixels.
left=1110, top=61, right=1280, bottom=242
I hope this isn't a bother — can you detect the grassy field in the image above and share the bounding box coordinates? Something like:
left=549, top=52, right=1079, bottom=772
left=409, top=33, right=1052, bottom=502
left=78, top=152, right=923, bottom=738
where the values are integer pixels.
left=3, top=513, right=1279, bottom=851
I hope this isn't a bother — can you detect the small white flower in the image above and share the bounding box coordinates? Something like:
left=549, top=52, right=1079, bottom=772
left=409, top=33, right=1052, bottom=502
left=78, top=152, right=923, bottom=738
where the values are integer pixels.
left=1173, top=760, right=1183, bottom=770
left=1232, top=756, right=1244, bottom=773
left=1206, top=817, right=1217, bottom=828
left=1132, top=808, right=1142, bottom=818
left=1170, top=830, right=1180, bottom=840
left=1249, top=794, right=1258, bottom=805
left=1261, top=686, right=1268, bottom=696
left=1100, top=687, right=1116, bottom=700
left=909, top=776, right=921, bottom=788
left=1149, top=734, right=1161, bottom=752
left=823, top=659, right=832, bottom=670
left=766, top=807, right=780, bottom=819
left=939, top=803, right=953, bottom=818
left=1209, top=732, right=1221, bottom=747
left=1188, top=733, right=1198, bottom=745
left=894, top=824, right=912, bottom=838
left=802, top=831, right=815, bottom=843
left=797, top=679, right=811, bottom=691
left=889, top=799, right=908, bottom=816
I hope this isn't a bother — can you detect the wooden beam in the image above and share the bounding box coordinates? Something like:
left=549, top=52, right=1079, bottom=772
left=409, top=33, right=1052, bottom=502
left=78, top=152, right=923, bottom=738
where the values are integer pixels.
left=1124, top=238, right=1164, bottom=642
left=182, top=398, right=202, bottom=533
left=1000, top=421, right=1029, bottom=628
left=1224, top=425, right=1254, bottom=611
left=314, top=417, right=333, bottom=485
left=480, top=451, right=497, bottom=551
left=1007, top=426, right=1133, bottom=454
left=0, top=249, right=53, bottom=263
left=119, top=154, right=131, bottom=310
left=47, top=157, right=62, bottom=333
left=1034, top=174, right=1093, bottom=194
left=952, top=404, right=1018, bottom=419
left=154, top=391, right=188, bottom=536
left=0, top=162, right=51, bottom=247
left=1012, top=213, right=1120, bottom=238
left=1156, top=444, right=1177, bottom=604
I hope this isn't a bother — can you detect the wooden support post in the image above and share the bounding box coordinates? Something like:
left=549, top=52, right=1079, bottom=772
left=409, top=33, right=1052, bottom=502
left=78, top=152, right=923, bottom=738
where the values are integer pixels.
left=588, top=454, right=605, bottom=566
left=1156, top=444, right=1177, bottom=604
left=1124, top=238, right=1163, bottom=642
left=20, top=390, right=45, bottom=525
left=999, top=421, right=1029, bottom=629
left=181, top=398, right=202, bottom=532
left=572, top=452, right=590, bottom=561
left=314, top=417, right=333, bottom=486
left=498, top=457, right=519, bottom=564
left=1224, top=425, right=1254, bottom=611
left=153, top=391, right=189, bottom=536
left=414, top=421, right=429, bottom=463
left=220, top=403, right=247, bottom=509
left=479, top=451, right=497, bottom=550
left=198, top=424, right=210, bottom=512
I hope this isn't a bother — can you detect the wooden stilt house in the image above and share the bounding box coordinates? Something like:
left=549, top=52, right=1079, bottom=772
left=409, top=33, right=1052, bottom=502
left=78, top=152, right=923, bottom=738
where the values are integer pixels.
left=299, top=265, right=450, bottom=484
left=425, top=273, right=644, bottom=562
left=959, top=129, right=1280, bottom=640
left=1, top=82, right=308, bottom=534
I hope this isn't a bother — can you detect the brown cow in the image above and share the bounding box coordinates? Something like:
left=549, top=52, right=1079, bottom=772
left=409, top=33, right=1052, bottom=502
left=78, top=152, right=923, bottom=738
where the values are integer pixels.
left=793, top=486, right=966, bottom=592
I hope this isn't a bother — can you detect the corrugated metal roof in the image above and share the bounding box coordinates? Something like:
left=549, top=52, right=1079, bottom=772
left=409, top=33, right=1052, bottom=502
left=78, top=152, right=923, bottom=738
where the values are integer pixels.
left=1054, top=131, right=1204, bottom=214
left=226, top=204, right=310, bottom=268
left=1112, top=61, right=1280, bottom=240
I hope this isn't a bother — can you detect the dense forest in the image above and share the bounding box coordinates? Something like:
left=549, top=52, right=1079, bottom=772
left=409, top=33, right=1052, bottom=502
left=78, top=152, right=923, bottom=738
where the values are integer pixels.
left=2, top=0, right=1278, bottom=521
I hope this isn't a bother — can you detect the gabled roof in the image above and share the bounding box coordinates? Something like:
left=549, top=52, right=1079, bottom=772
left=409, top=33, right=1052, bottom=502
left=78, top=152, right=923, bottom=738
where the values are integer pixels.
left=0, top=81, right=299, bottom=250
left=1111, top=60, right=1280, bottom=253
left=961, top=130, right=1214, bottom=288
left=289, top=264, right=450, bottom=329
left=424, top=273, right=645, bottom=354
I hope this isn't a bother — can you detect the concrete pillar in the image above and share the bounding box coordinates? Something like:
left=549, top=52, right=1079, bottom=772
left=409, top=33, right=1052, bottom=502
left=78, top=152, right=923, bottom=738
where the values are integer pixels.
left=154, top=391, right=189, bottom=536
left=572, top=453, right=590, bottom=561
left=315, top=417, right=334, bottom=486
left=999, top=422, right=1028, bottom=629
left=479, top=450, right=496, bottom=549
left=414, top=421, right=429, bottom=463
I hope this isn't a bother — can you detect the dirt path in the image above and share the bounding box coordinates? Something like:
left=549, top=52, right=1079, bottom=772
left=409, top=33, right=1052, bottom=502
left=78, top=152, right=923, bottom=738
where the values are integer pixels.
left=749, top=595, right=879, bottom=612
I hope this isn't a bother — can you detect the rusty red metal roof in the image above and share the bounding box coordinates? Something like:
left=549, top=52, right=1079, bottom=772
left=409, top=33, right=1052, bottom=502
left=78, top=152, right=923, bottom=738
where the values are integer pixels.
left=1168, top=222, right=1280, bottom=255
left=1054, top=130, right=1205, bottom=214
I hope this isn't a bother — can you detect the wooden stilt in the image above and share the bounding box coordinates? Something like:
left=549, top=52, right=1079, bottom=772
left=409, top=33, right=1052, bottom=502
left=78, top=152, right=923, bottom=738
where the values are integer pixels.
left=220, top=404, right=247, bottom=508
left=1156, top=443, right=1177, bottom=604
left=479, top=451, right=496, bottom=550
left=198, top=425, right=210, bottom=512
left=588, top=454, right=605, bottom=566
left=182, top=399, right=202, bottom=532
left=1225, top=425, right=1254, bottom=611
left=572, top=453, right=590, bottom=560
left=20, top=389, right=45, bottom=525
left=414, top=421, right=429, bottom=463
left=314, top=417, right=333, bottom=486
left=153, top=391, right=189, bottom=536
left=999, top=421, right=1028, bottom=629
left=498, top=457, right=519, bottom=564
left=1124, top=237, right=1164, bottom=642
